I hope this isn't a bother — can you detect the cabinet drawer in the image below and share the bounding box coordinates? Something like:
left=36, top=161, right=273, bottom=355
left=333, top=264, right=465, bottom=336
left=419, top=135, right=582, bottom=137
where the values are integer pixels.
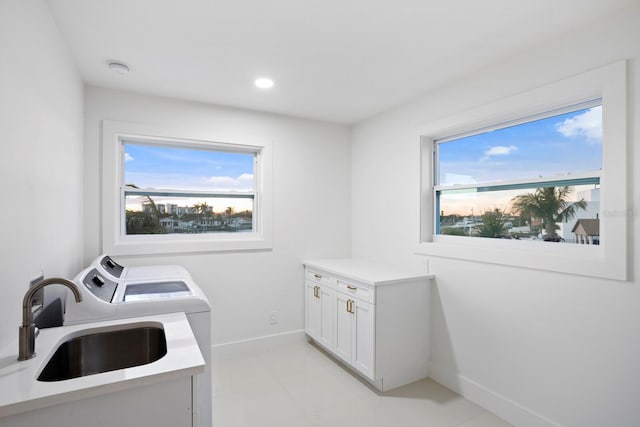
left=337, top=279, right=374, bottom=304
left=306, top=269, right=336, bottom=287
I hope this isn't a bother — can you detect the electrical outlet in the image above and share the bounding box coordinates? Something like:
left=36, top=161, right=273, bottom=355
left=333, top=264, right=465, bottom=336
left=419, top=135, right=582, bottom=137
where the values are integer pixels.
left=269, top=311, right=279, bottom=325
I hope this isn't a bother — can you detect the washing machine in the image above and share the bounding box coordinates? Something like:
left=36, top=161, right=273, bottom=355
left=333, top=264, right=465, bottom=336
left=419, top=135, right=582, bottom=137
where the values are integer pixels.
left=64, top=255, right=212, bottom=427
left=90, top=254, right=192, bottom=283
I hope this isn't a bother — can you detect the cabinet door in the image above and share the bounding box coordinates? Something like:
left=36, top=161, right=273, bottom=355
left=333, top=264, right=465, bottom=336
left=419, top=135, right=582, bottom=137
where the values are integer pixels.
left=318, top=285, right=334, bottom=349
left=333, top=292, right=352, bottom=364
left=352, top=299, right=375, bottom=379
left=305, top=282, right=322, bottom=340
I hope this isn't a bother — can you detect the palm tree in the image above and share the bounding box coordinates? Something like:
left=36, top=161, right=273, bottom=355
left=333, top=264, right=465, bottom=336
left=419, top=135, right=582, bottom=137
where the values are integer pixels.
left=125, top=184, right=164, bottom=234
left=511, top=186, right=587, bottom=240
left=225, top=206, right=234, bottom=228
left=476, top=208, right=506, bottom=238
left=192, top=202, right=211, bottom=231
left=194, top=202, right=210, bottom=219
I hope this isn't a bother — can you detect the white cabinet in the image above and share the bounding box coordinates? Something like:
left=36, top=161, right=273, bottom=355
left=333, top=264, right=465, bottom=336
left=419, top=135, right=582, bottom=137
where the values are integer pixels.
left=333, top=290, right=352, bottom=362
left=352, top=297, right=375, bottom=378
left=304, top=271, right=334, bottom=350
left=334, top=290, right=374, bottom=379
left=304, top=258, right=433, bottom=392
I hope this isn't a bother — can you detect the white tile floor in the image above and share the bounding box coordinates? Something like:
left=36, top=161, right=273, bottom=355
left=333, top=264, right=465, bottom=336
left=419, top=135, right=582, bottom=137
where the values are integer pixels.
left=212, top=340, right=512, bottom=427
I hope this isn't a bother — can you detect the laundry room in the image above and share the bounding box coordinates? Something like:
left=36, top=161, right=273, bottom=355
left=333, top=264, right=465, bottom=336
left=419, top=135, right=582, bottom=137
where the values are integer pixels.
left=1, top=1, right=640, bottom=426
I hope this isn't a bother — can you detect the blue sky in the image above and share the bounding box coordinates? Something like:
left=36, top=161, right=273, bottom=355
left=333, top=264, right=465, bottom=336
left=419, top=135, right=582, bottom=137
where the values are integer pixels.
left=439, top=105, right=602, bottom=186
left=124, top=143, right=255, bottom=191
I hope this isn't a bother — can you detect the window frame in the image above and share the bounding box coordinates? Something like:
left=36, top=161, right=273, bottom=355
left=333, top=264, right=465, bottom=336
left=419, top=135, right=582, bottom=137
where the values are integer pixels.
left=102, top=120, right=273, bottom=255
left=433, top=98, right=602, bottom=237
left=417, top=61, right=628, bottom=280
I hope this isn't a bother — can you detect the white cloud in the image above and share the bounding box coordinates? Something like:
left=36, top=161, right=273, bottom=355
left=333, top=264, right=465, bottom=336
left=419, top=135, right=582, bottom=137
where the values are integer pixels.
left=124, top=152, right=134, bottom=162
left=207, top=176, right=238, bottom=185
left=555, top=106, right=602, bottom=141
left=205, top=174, right=254, bottom=191
left=442, top=173, right=476, bottom=186
left=484, top=145, right=518, bottom=157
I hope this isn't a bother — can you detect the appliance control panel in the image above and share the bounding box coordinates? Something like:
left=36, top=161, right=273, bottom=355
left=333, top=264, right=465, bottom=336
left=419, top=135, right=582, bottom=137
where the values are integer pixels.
left=82, top=268, right=118, bottom=302
left=100, top=255, right=124, bottom=278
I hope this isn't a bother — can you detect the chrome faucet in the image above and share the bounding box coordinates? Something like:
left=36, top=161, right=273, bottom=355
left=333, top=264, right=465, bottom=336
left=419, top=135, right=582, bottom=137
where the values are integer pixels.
left=18, top=277, right=82, bottom=361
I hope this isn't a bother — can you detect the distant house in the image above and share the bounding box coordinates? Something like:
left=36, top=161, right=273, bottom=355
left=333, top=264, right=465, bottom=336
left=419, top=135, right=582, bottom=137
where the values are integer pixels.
left=572, top=218, right=600, bottom=245
left=160, top=218, right=179, bottom=229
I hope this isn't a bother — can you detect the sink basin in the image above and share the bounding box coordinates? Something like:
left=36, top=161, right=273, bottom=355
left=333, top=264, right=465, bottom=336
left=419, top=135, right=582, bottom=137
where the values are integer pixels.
left=37, top=325, right=167, bottom=382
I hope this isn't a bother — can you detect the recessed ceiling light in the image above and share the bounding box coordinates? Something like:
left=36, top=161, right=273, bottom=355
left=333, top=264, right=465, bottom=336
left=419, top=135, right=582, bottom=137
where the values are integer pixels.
left=108, top=61, right=130, bottom=75
left=254, top=77, right=274, bottom=89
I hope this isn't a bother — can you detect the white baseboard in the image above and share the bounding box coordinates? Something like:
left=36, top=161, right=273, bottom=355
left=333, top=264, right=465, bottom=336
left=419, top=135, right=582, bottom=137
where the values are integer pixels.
left=212, top=329, right=306, bottom=358
left=428, top=361, right=563, bottom=427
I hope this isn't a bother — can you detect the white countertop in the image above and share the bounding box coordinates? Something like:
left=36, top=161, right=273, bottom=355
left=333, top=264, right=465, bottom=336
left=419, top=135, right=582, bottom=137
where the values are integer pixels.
left=0, top=312, right=204, bottom=419
left=304, top=258, right=434, bottom=286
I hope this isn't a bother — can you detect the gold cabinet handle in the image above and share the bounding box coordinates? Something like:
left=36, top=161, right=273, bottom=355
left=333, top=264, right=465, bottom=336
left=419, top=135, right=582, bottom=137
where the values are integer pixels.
left=346, top=299, right=354, bottom=313
left=313, top=285, right=320, bottom=298
left=346, top=285, right=357, bottom=291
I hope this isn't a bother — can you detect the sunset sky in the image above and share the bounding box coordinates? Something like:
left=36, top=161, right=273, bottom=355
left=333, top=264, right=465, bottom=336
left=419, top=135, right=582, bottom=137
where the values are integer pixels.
left=438, top=105, right=602, bottom=216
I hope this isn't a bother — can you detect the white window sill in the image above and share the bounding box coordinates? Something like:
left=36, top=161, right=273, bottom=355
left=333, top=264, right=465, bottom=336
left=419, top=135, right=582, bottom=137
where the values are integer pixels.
left=416, top=233, right=627, bottom=280
left=103, top=232, right=273, bottom=256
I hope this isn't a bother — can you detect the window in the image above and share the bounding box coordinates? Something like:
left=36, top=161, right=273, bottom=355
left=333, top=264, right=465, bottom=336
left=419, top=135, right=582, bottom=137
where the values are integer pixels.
left=435, top=100, right=602, bottom=244
left=122, top=141, right=256, bottom=235
left=417, top=61, right=628, bottom=280
left=102, top=121, right=273, bottom=255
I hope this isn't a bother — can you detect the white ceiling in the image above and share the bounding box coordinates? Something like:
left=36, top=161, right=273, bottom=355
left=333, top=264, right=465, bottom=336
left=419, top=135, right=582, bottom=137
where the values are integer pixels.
left=47, top=0, right=635, bottom=124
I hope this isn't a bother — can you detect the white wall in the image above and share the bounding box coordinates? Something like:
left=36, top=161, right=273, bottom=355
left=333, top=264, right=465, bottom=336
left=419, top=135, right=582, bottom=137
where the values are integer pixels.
left=0, top=1, right=84, bottom=347
left=351, top=4, right=640, bottom=427
left=83, top=87, right=351, bottom=345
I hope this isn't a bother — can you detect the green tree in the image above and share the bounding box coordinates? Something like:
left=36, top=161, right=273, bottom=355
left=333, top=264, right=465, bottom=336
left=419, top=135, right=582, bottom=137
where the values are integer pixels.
left=225, top=206, right=234, bottom=225
left=441, top=227, right=467, bottom=236
left=511, top=186, right=587, bottom=240
left=193, top=202, right=210, bottom=219
left=125, top=184, right=165, bottom=234
left=476, top=208, right=506, bottom=238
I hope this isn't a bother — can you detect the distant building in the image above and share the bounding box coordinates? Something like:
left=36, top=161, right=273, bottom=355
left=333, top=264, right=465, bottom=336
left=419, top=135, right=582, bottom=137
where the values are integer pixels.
left=177, top=206, right=195, bottom=216
left=142, top=201, right=153, bottom=214
left=559, top=188, right=600, bottom=242
left=160, top=218, right=179, bottom=229
left=572, top=219, right=600, bottom=245
left=508, top=225, right=530, bottom=235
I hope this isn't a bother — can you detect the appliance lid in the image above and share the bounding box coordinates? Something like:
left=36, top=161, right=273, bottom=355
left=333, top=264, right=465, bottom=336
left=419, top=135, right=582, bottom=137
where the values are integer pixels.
left=122, top=281, right=192, bottom=302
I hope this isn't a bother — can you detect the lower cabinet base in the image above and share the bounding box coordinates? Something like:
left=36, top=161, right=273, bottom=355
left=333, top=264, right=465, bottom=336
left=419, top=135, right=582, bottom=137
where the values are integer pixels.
left=307, top=335, right=384, bottom=392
